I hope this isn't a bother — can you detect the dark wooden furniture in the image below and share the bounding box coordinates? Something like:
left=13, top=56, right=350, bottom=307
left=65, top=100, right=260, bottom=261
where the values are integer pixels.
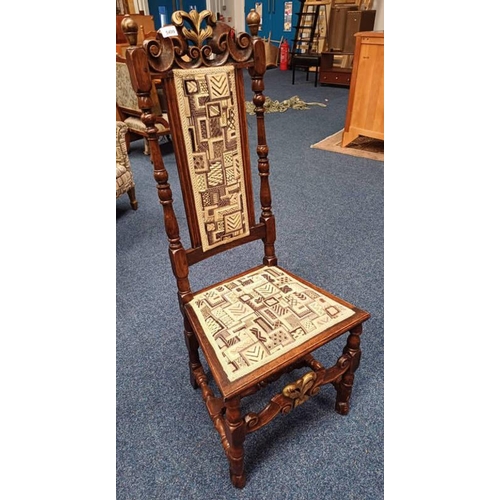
left=342, top=31, right=384, bottom=146
left=292, top=53, right=321, bottom=86
left=122, top=9, right=370, bottom=488
left=319, top=51, right=352, bottom=86
left=290, top=1, right=329, bottom=86
left=319, top=7, right=376, bottom=87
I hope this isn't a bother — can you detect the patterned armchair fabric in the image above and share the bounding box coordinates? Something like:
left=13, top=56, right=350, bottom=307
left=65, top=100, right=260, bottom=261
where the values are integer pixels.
left=116, top=59, right=171, bottom=154
left=116, top=121, right=138, bottom=210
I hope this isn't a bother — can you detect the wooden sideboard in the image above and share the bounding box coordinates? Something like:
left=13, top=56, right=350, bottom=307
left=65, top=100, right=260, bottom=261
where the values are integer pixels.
left=341, top=31, right=384, bottom=147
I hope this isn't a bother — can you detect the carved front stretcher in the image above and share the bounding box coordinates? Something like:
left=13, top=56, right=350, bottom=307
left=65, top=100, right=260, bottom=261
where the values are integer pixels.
left=121, top=8, right=370, bottom=488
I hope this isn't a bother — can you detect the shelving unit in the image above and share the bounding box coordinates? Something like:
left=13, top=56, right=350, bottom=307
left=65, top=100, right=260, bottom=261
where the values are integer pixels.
left=319, top=2, right=376, bottom=87
left=290, top=0, right=330, bottom=86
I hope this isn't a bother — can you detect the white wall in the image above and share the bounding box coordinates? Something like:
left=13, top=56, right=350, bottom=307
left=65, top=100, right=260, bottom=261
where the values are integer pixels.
left=372, top=0, right=384, bottom=31
left=205, top=0, right=245, bottom=31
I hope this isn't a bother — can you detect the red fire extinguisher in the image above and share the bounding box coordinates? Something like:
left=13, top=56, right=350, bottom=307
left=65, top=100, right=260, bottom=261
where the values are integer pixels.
left=280, top=39, right=289, bottom=70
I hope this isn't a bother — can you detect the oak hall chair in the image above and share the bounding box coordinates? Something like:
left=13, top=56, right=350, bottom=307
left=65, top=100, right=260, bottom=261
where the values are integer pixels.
left=121, top=10, right=370, bottom=488
left=116, top=53, right=171, bottom=155
left=116, top=121, right=138, bottom=210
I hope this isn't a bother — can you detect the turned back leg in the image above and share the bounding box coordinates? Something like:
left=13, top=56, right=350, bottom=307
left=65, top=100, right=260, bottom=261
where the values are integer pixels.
left=183, top=316, right=202, bottom=389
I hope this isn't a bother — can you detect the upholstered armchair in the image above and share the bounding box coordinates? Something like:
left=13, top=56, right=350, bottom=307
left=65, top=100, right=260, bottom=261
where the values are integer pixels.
left=116, top=53, right=170, bottom=155
left=116, top=121, right=138, bottom=210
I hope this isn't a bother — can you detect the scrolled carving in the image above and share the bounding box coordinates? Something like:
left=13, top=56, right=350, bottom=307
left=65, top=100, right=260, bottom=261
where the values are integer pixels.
left=141, top=9, right=255, bottom=72
left=282, top=372, right=320, bottom=408
left=244, top=412, right=259, bottom=429
left=143, top=37, right=176, bottom=73
left=336, top=353, right=351, bottom=370
left=280, top=401, right=294, bottom=414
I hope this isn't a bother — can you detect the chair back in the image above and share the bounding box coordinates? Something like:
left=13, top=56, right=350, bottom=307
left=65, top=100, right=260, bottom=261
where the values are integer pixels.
left=121, top=10, right=276, bottom=302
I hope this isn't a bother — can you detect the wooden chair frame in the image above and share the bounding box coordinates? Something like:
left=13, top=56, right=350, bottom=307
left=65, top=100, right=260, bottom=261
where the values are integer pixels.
left=121, top=9, right=370, bottom=488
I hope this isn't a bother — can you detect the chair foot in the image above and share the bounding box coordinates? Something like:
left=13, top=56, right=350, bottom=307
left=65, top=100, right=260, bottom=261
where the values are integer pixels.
left=189, top=369, right=199, bottom=389
left=335, top=372, right=354, bottom=415
left=230, top=472, right=246, bottom=489
left=127, top=187, right=138, bottom=210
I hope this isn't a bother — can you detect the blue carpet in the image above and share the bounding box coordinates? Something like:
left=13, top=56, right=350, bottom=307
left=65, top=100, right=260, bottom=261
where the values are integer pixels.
left=116, top=67, right=383, bottom=499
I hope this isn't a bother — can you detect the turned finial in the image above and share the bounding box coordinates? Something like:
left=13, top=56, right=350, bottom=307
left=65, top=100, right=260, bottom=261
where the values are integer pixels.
left=121, top=15, right=139, bottom=46
left=246, top=9, right=260, bottom=38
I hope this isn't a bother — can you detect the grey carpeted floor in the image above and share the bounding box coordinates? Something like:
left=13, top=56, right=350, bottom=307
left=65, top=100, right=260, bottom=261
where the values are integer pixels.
left=116, top=67, right=384, bottom=499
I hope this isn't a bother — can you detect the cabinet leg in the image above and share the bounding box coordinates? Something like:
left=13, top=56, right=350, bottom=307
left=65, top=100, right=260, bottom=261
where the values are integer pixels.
left=341, top=127, right=359, bottom=148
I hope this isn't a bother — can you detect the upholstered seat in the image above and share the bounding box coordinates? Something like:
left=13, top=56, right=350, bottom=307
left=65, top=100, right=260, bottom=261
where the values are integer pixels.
left=186, top=265, right=356, bottom=389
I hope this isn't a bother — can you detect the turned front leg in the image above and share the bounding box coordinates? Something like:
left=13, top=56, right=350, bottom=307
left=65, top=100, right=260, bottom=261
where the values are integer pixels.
left=183, top=316, right=201, bottom=389
left=335, top=324, right=362, bottom=415
left=224, top=396, right=246, bottom=488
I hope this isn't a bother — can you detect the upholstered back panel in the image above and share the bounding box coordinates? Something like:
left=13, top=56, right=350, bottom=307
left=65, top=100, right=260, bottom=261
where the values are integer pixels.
left=172, top=66, right=251, bottom=252
left=116, top=62, right=140, bottom=111
left=116, top=61, right=162, bottom=116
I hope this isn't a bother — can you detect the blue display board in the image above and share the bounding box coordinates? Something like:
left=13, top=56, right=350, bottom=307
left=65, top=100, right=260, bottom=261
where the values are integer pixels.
left=245, top=0, right=301, bottom=45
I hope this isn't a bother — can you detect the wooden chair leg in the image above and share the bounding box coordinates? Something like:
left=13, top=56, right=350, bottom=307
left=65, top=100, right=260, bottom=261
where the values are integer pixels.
left=225, top=396, right=246, bottom=488
left=335, top=324, right=362, bottom=415
left=127, top=186, right=138, bottom=210
left=125, top=131, right=131, bottom=153
left=183, top=316, right=202, bottom=389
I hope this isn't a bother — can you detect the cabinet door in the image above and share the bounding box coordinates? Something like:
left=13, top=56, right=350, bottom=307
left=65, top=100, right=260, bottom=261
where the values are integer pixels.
left=245, top=0, right=300, bottom=43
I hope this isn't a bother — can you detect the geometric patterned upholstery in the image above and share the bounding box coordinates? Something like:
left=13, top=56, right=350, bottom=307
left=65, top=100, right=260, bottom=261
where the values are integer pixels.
left=116, top=61, right=142, bottom=112
left=173, top=66, right=251, bottom=251
left=188, top=266, right=355, bottom=381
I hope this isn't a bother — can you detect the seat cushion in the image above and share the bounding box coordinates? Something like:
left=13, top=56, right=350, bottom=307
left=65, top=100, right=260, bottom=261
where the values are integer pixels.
left=187, top=266, right=355, bottom=382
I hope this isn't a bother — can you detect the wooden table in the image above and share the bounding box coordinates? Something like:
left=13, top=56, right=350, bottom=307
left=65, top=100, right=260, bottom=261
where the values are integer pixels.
left=341, top=31, right=384, bottom=147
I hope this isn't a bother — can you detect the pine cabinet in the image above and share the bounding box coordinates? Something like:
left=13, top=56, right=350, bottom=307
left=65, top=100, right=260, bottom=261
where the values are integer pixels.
left=341, top=31, right=384, bottom=147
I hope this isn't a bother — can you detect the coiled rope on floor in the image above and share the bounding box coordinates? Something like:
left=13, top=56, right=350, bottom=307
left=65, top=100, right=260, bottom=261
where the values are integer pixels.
left=245, top=95, right=327, bottom=114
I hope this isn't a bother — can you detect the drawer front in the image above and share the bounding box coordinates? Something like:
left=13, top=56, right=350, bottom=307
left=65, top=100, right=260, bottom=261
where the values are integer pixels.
left=320, top=71, right=351, bottom=86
